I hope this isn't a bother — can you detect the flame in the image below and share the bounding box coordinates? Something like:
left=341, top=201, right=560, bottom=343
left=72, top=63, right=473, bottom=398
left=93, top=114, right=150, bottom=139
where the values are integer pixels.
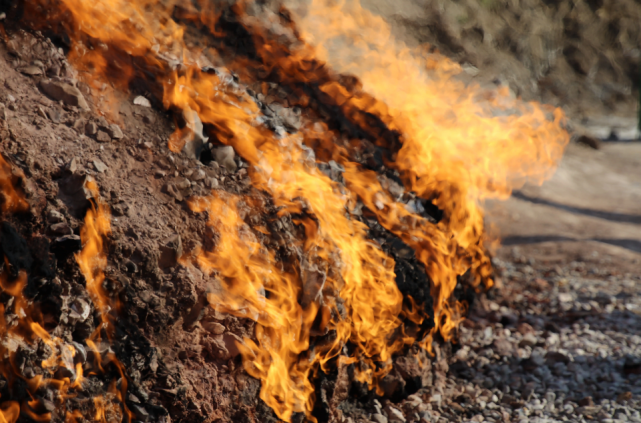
left=0, top=126, right=129, bottom=420
left=0, top=155, right=28, bottom=214
left=21, top=0, right=569, bottom=420
left=75, top=181, right=133, bottom=422
left=75, top=179, right=112, bottom=329
left=232, top=0, right=569, bottom=342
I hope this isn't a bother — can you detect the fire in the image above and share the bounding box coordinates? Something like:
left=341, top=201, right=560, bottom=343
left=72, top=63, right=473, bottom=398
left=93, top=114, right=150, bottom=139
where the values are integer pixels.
left=0, top=158, right=83, bottom=422
left=75, top=181, right=133, bottom=422
left=75, top=179, right=113, bottom=329
left=234, top=0, right=569, bottom=342
left=20, top=0, right=570, bottom=420
left=0, top=154, right=128, bottom=421
left=0, top=155, right=28, bottom=214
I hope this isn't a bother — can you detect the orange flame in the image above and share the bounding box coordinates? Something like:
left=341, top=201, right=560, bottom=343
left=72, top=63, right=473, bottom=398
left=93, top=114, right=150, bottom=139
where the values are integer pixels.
left=75, top=179, right=112, bottom=330
left=21, top=0, right=569, bottom=420
left=0, top=402, right=19, bottom=423
left=0, top=155, right=28, bottom=214
left=75, top=181, right=133, bottom=422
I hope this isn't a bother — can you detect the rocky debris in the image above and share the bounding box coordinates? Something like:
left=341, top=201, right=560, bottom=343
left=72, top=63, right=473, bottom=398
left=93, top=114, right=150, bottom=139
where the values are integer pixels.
left=133, top=96, right=152, bottom=107
left=39, top=78, right=89, bottom=110
left=46, top=106, right=63, bottom=123
left=180, top=108, right=208, bottom=160
left=5, top=30, right=73, bottom=79
left=49, top=221, right=72, bottom=235
left=95, top=130, right=111, bottom=143
left=159, top=234, right=182, bottom=268
left=212, top=145, right=237, bottom=172
left=18, top=64, right=43, bottom=76
left=56, top=173, right=95, bottom=217
left=92, top=159, right=108, bottom=173
left=105, top=123, right=123, bottom=140
left=47, top=209, right=64, bottom=223
left=85, top=121, right=97, bottom=136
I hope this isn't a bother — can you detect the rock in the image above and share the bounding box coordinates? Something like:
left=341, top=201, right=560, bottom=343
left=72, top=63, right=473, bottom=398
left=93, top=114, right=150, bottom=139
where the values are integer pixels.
left=0, top=103, right=5, bottom=121
left=517, top=322, right=534, bottom=334
left=50, top=235, right=82, bottom=260
left=158, top=234, right=182, bottom=268
left=164, top=183, right=183, bottom=202
left=49, top=222, right=72, bottom=235
left=545, top=351, right=569, bottom=365
left=155, top=170, right=167, bottom=178
left=578, top=396, right=594, bottom=407
left=18, top=65, right=43, bottom=76
left=175, top=178, right=191, bottom=190
left=386, top=407, right=406, bottom=423
left=212, top=146, right=237, bottom=172
left=66, top=157, right=81, bottom=174
left=69, top=298, right=91, bottom=322
left=47, top=209, right=64, bottom=223
left=222, top=333, right=243, bottom=358
left=379, top=368, right=406, bottom=398
left=205, top=177, right=219, bottom=189
left=57, top=174, right=95, bottom=217
left=46, top=107, right=63, bottom=123
left=95, top=131, right=111, bottom=143
left=85, top=122, right=98, bottom=136
left=106, top=123, right=123, bottom=139
left=202, top=321, right=226, bottom=335
left=518, top=333, right=538, bottom=348
left=39, top=79, right=89, bottom=110
left=129, top=404, right=150, bottom=423
left=180, top=108, right=208, bottom=160
left=72, top=119, right=85, bottom=133
left=191, top=168, right=206, bottom=181
left=133, top=96, right=151, bottom=107
left=492, top=339, right=514, bottom=356
left=92, top=159, right=108, bottom=173
left=371, top=414, right=388, bottom=423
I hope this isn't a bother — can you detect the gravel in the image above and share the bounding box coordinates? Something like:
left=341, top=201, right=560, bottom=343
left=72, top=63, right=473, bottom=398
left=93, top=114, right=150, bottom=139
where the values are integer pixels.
left=344, top=256, right=641, bottom=423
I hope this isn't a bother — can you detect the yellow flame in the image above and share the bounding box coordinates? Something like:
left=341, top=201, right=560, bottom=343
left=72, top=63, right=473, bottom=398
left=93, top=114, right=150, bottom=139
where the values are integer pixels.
left=20, top=0, right=570, bottom=420
left=0, top=155, right=28, bottom=214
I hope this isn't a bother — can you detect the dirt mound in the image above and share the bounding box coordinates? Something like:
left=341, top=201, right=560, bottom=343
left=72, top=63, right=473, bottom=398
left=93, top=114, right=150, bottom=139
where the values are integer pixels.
left=0, top=23, right=452, bottom=423
left=364, top=0, right=641, bottom=123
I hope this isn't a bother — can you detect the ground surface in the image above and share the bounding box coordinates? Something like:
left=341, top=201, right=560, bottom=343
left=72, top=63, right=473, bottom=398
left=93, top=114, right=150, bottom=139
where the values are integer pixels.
left=358, top=1, right=641, bottom=422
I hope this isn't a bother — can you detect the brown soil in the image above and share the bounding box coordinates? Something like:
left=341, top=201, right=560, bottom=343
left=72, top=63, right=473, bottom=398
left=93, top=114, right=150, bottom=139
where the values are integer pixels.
left=0, top=30, right=274, bottom=422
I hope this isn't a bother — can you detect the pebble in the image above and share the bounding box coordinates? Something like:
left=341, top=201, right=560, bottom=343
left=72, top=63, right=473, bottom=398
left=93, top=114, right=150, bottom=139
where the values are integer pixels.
left=39, top=79, right=89, bottom=110
left=212, top=146, right=237, bottom=172
left=96, top=131, right=111, bottom=143
left=133, top=96, right=151, bottom=107
left=93, top=159, right=108, bottom=173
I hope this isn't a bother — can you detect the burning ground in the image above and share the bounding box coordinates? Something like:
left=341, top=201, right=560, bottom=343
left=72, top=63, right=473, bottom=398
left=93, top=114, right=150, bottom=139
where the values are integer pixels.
left=0, top=0, right=638, bottom=422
